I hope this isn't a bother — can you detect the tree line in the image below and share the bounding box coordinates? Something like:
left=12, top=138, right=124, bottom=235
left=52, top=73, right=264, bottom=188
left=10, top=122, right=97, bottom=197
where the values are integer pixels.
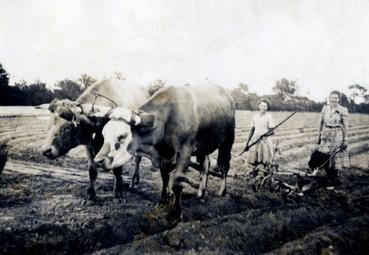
left=1, top=63, right=369, bottom=113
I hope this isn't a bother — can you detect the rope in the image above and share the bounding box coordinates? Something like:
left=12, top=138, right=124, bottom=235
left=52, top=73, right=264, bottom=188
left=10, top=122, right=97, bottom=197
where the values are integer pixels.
left=93, top=93, right=118, bottom=107
left=87, top=92, right=118, bottom=116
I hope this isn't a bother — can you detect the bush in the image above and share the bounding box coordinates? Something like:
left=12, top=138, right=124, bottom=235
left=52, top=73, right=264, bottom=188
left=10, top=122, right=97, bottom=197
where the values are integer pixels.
left=0, top=141, right=8, bottom=175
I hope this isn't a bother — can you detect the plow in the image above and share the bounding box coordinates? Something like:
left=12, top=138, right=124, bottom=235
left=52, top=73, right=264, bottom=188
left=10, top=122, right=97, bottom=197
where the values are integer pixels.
left=186, top=142, right=345, bottom=202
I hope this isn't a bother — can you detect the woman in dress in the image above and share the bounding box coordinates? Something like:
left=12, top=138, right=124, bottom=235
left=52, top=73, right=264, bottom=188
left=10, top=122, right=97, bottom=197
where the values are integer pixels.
left=316, top=90, right=350, bottom=183
left=244, top=99, right=276, bottom=188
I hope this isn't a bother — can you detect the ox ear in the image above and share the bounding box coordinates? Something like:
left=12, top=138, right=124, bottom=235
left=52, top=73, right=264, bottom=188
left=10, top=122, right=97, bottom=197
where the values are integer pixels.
left=56, top=107, right=74, bottom=121
left=109, top=108, right=133, bottom=124
left=48, top=99, right=59, bottom=112
left=134, top=112, right=155, bottom=128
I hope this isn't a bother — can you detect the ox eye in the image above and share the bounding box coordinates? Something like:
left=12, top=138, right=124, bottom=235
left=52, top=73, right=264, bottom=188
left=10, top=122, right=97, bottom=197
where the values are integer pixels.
left=117, top=134, right=127, bottom=143
left=114, top=142, right=120, bottom=150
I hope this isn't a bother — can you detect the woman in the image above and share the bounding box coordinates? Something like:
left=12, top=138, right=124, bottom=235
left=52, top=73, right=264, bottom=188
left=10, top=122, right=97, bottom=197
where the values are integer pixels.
left=316, top=90, right=350, bottom=183
left=244, top=99, right=276, bottom=188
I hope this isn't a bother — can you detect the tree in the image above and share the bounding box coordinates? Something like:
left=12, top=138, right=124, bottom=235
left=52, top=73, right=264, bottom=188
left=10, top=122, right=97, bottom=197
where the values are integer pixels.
left=77, top=73, right=96, bottom=89
left=14, top=79, right=27, bottom=89
left=0, top=63, right=9, bottom=87
left=230, top=83, right=252, bottom=110
left=348, top=84, right=368, bottom=104
left=26, top=81, right=54, bottom=105
left=114, top=71, right=124, bottom=80
left=364, top=94, right=369, bottom=104
left=272, top=78, right=299, bottom=101
left=54, top=79, right=83, bottom=100
left=238, top=83, right=249, bottom=93
left=147, top=79, right=166, bottom=96
left=1, top=79, right=54, bottom=105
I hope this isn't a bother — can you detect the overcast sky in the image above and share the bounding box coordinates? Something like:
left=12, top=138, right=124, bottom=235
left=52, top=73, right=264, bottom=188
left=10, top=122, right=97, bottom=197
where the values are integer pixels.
left=1, top=0, right=369, bottom=101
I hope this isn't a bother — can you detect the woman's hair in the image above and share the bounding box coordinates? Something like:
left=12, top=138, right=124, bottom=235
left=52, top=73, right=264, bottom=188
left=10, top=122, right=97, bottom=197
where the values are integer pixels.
left=257, top=98, right=270, bottom=109
left=329, top=90, right=341, bottom=99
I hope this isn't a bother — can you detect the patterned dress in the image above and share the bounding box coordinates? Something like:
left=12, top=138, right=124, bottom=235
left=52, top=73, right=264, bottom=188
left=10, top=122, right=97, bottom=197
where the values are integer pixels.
left=247, top=112, right=276, bottom=166
left=317, top=104, right=350, bottom=170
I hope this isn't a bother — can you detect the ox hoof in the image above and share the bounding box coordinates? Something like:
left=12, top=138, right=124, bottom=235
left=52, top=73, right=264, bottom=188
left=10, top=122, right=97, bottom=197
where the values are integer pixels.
left=129, top=181, right=139, bottom=189
left=132, top=175, right=140, bottom=185
left=114, top=190, right=123, bottom=199
left=86, top=200, right=96, bottom=206
left=218, top=188, right=227, bottom=197
left=199, top=196, right=207, bottom=205
left=86, top=187, right=96, bottom=200
left=197, top=188, right=206, bottom=199
left=113, top=198, right=125, bottom=204
left=85, top=194, right=97, bottom=202
left=81, top=199, right=96, bottom=206
left=252, top=183, right=260, bottom=192
left=167, top=209, right=183, bottom=224
left=158, top=198, right=170, bottom=208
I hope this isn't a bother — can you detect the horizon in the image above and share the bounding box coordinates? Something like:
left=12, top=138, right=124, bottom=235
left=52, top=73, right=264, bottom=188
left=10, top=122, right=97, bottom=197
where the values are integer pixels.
left=1, top=0, right=369, bottom=101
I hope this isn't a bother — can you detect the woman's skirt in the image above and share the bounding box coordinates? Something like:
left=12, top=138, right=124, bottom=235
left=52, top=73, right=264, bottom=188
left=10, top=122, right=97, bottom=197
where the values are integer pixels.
left=248, top=137, right=277, bottom=166
left=318, top=127, right=350, bottom=170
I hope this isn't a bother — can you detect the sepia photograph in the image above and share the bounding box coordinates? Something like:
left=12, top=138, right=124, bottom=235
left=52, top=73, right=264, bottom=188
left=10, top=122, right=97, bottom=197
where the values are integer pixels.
left=1, top=1, right=369, bottom=254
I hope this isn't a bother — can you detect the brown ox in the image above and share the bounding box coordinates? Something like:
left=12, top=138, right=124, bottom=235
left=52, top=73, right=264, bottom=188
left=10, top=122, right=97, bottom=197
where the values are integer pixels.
left=103, top=84, right=235, bottom=219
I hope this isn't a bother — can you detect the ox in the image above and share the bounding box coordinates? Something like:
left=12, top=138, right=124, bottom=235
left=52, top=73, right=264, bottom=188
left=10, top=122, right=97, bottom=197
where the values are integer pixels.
left=41, top=78, right=148, bottom=200
left=103, top=84, right=235, bottom=219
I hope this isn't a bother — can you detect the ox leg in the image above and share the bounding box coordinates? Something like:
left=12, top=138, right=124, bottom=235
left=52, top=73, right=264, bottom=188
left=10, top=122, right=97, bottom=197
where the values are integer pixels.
left=85, top=145, right=99, bottom=201
left=197, top=155, right=210, bottom=199
left=168, top=144, right=193, bottom=218
left=171, top=184, right=183, bottom=220
left=131, top=155, right=142, bottom=188
left=217, top=134, right=234, bottom=196
left=159, top=160, right=175, bottom=205
left=87, top=166, right=98, bottom=201
left=113, top=166, right=124, bottom=198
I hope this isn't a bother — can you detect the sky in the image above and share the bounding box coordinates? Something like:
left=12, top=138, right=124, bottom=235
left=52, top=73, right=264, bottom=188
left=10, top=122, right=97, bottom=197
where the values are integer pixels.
left=1, top=0, right=369, bottom=101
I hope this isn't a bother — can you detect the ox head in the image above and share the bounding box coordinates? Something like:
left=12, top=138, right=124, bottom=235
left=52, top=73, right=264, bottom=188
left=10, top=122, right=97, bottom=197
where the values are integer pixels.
left=42, top=99, right=110, bottom=159
left=93, top=119, right=133, bottom=169
left=94, top=107, right=162, bottom=169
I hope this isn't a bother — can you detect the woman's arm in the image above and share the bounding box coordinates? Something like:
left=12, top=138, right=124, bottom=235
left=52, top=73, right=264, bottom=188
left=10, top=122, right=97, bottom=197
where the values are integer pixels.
left=341, top=108, right=349, bottom=149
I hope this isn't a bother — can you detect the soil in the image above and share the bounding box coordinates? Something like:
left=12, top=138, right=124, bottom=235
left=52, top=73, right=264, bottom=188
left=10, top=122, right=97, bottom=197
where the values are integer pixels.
left=1, top=154, right=369, bottom=255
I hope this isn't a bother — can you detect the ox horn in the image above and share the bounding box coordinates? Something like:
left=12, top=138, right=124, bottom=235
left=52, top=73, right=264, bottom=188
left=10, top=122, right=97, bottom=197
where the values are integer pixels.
left=131, top=113, right=141, bottom=126
left=51, top=103, right=94, bottom=127
left=48, top=99, right=59, bottom=112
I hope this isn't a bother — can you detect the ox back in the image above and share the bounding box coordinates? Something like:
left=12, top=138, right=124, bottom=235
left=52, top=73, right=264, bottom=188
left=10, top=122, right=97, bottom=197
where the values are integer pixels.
left=138, top=85, right=235, bottom=158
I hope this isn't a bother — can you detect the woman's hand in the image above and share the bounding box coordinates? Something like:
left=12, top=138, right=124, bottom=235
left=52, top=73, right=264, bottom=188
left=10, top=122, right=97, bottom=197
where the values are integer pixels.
left=244, top=143, right=250, bottom=152
left=340, top=140, right=348, bottom=150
